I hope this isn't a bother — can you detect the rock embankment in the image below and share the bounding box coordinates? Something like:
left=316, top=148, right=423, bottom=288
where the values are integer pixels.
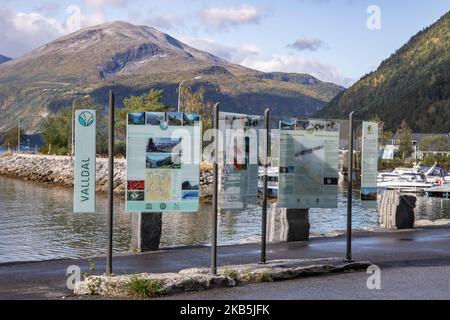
left=0, top=154, right=213, bottom=197
left=74, top=258, right=371, bottom=298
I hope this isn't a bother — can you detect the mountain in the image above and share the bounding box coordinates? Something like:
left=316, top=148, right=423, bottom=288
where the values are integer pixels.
left=0, top=21, right=343, bottom=132
left=0, top=55, right=11, bottom=64
left=317, top=11, right=450, bottom=133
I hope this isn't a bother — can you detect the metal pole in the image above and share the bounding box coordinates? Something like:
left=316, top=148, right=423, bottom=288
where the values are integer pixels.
left=260, top=109, right=270, bottom=264
left=17, top=119, right=20, bottom=153
left=177, top=80, right=185, bottom=113
left=106, top=91, right=115, bottom=275
left=211, top=102, right=219, bottom=275
left=71, top=100, right=75, bottom=160
left=345, top=111, right=354, bottom=262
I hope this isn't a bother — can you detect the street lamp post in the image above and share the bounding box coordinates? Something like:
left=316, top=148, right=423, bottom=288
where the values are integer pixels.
left=17, top=119, right=20, bottom=154
left=71, top=99, right=76, bottom=160
left=177, top=76, right=202, bottom=112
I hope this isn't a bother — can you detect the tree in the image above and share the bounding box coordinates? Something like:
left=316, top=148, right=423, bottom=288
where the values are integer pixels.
left=419, top=135, right=450, bottom=152
left=116, top=89, right=169, bottom=141
left=40, top=108, right=71, bottom=155
left=370, top=115, right=393, bottom=147
left=396, top=120, right=413, bottom=160
left=180, top=84, right=213, bottom=134
left=1, top=126, right=24, bottom=149
left=40, top=96, right=107, bottom=155
left=381, top=129, right=393, bottom=147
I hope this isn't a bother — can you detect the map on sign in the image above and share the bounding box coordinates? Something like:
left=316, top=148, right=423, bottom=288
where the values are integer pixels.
left=277, top=119, right=340, bottom=209
left=126, top=112, right=201, bottom=212
left=218, top=112, right=262, bottom=211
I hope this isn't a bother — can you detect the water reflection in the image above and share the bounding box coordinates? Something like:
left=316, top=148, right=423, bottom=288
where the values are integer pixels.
left=0, top=175, right=449, bottom=263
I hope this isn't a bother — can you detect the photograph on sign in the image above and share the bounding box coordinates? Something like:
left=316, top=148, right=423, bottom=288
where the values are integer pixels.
left=73, top=109, right=96, bottom=213
left=361, top=121, right=379, bottom=209
left=126, top=112, right=201, bottom=212
left=218, top=112, right=262, bottom=211
left=277, top=119, right=339, bottom=209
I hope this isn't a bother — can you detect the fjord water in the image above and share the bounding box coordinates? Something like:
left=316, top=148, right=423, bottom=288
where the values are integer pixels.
left=1, top=174, right=450, bottom=263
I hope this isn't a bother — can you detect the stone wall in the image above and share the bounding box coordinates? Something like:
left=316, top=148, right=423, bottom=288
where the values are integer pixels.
left=0, top=154, right=213, bottom=198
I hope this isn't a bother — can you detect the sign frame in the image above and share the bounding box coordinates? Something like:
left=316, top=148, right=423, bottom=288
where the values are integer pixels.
left=277, top=119, right=340, bottom=209
left=125, top=111, right=201, bottom=213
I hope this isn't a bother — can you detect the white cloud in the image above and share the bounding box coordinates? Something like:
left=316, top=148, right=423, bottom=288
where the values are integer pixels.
left=0, top=5, right=108, bottom=58
left=241, top=54, right=353, bottom=87
left=302, top=0, right=331, bottom=4
left=181, top=37, right=260, bottom=64
left=181, top=35, right=351, bottom=87
left=288, top=36, right=325, bottom=51
left=34, top=2, right=60, bottom=16
left=0, top=8, right=66, bottom=57
left=84, top=0, right=130, bottom=8
left=144, top=13, right=181, bottom=31
left=198, top=5, right=261, bottom=30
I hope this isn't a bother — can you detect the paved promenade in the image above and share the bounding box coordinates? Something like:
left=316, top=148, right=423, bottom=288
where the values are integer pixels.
left=1, top=226, right=450, bottom=299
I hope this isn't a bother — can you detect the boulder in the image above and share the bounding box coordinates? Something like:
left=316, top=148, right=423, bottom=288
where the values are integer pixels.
left=131, top=212, right=162, bottom=252
left=267, top=204, right=310, bottom=242
left=395, top=195, right=416, bottom=229
left=379, top=190, right=416, bottom=230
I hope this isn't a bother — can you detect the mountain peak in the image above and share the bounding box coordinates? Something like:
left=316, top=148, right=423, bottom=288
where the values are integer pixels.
left=25, top=20, right=224, bottom=79
left=0, top=55, right=12, bottom=64
left=0, top=21, right=343, bottom=132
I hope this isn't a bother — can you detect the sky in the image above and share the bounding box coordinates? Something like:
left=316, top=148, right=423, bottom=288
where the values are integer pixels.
left=0, top=0, right=449, bottom=87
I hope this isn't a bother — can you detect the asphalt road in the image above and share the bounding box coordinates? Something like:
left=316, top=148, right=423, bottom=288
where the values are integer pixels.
left=1, top=226, right=450, bottom=299
left=166, top=265, right=450, bottom=300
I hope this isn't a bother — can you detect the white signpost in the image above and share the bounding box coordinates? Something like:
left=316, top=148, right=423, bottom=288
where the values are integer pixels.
left=74, top=109, right=96, bottom=213
left=277, top=119, right=340, bottom=209
left=126, top=112, right=201, bottom=212
left=218, top=112, right=261, bottom=211
left=361, top=121, right=379, bottom=208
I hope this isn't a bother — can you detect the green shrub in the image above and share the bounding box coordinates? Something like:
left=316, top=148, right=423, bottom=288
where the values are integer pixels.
left=126, top=276, right=163, bottom=299
left=223, top=267, right=239, bottom=281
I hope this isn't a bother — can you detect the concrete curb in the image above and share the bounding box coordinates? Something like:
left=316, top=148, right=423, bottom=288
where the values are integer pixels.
left=74, top=258, right=371, bottom=298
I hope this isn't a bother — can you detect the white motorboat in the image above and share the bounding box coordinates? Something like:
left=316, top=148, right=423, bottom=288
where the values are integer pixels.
left=258, top=167, right=279, bottom=198
left=377, top=171, right=433, bottom=193
left=421, top=164, right=450, bottom=185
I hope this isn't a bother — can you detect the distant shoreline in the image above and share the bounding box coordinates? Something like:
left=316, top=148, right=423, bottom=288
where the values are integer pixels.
left=0, top=153, right=213, bottom=199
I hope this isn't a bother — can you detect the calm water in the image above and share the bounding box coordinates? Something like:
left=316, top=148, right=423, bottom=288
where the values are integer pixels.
left=0, top=175, right=449, bottom=263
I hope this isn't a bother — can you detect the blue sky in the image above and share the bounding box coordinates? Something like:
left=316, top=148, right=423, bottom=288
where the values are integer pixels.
left=1, top=0, right=449, bottom=86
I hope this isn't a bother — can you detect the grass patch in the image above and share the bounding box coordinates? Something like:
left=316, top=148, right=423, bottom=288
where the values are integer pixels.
left=222, top=267, right=239, bottom=281
left=82, top=258, right=96, bottom=279
left=257, top=271, right=273, bottom=283
left=126, top=276, right=164, bottom=299
left=130, top=246, right=141, bottom=253
left=240, top=268, right=273, bottom=283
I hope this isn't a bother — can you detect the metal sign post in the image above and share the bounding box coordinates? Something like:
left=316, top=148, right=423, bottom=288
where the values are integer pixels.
left=345, top=111, right=354, bottom=262
left=106, top=91, right=115, bottom=275
left=211, top=103, right=219, bottom=275
left=260, top=108, right=270, bottom=264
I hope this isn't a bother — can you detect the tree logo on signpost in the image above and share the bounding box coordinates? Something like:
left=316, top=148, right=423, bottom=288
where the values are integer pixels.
left=78, top=111, right=94, bottom=127
left=160, top=122, right=169, bottom=131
